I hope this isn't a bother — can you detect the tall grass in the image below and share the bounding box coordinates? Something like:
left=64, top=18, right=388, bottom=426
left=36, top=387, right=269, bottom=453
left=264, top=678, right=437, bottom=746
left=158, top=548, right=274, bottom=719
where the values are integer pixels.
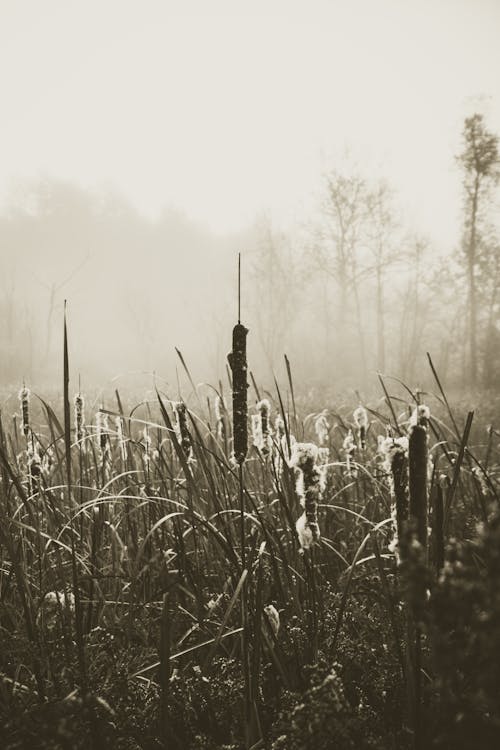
left=0, top=316, right=497, bottom=749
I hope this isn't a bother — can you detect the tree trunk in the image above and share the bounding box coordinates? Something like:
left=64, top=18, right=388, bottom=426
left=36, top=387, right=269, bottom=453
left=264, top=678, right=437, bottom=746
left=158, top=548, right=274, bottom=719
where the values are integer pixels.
left=467, top=177, right=479, bottom=386
left=376, top=267, right=385, bottom=372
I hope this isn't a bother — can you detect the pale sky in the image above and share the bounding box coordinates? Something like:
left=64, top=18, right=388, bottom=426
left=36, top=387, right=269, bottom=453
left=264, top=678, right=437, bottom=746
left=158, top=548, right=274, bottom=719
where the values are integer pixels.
left=1, top=0, right=499, bottom=248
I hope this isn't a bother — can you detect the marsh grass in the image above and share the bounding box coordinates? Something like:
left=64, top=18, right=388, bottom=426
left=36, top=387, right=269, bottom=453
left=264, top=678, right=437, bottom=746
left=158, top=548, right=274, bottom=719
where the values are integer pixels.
left=0, top=320, right=498, bottom=748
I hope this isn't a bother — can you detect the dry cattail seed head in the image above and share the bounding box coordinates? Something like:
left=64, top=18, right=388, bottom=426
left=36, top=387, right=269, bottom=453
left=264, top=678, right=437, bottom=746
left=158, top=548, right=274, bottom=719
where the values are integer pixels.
left=228, top=323, right=249, bottom=465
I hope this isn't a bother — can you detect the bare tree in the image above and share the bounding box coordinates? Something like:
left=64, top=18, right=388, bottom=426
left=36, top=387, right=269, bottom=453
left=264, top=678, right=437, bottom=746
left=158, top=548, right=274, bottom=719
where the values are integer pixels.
left=364, top=181, right=402, bottom=372
left=311, top=168, right=368, bottom=377
left=457, top=114, right=499, bottom=384
left=249, top=216, right=300, bottom=372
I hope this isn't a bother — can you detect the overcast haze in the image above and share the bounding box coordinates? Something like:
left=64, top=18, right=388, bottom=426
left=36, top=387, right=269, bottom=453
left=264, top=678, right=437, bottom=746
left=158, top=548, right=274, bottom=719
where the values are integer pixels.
left=1, top=0, right=499, bottom=242
left=1, top=0, right=499, bottom=390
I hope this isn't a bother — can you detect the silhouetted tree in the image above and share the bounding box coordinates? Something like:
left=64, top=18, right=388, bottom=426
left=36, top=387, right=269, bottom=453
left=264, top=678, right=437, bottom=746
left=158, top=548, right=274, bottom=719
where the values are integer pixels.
left=457, top=114, right=499, bottom=385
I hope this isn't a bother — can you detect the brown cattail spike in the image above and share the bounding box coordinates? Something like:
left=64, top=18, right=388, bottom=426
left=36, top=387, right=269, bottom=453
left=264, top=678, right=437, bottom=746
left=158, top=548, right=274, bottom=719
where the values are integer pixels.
left=408, top=421, right=429, bottom=554
left=174, top=402, right=192, bottom=459
left=19, top=386, right=30, bottom=438
left=392, top=447, right=409, bottom=558
left=229, top=323, right=249, bottom=465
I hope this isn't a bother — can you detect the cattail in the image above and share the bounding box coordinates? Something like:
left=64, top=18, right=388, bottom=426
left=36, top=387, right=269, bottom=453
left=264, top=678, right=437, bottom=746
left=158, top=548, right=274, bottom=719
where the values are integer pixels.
left=38, top=590, right=75, bottom=631
left=74, top=393, right=85, bottom=444
left=408, top=407, right=429, bottom=554
left=291, top=442, right=323, bottom=550
left=318, top=447, right=330, bottom=466
left=380, top=435, right=409, bottom=562
left=353, top=405, right=369, bottom=449
left=115, top=416, right=127, bottom=462
left=42, top=446, right=55, bottom=478
left=28, top=442, right=42, bottom=495
left=314, top=411, right=330, bottom=446
left=96, top=409, right=109, bottom=454
left=409, top=404, right=430, bottom=428
left=343, top=429, right=356, bottom=477
left=271, top=415, right=295, bottom=477
left=264, top=604, right=280, bottom=637
left=257, top=398, right=272, bottom=457
left=251, top=414, right=262, bottom=448
left=174, top=402, right=192, bottom=459
left=143, top=426, right=152, bottom=468
left=228, top=323, right=249, bottom=465
left=19, top=386, right=30, bottom=437
left=274, top=415, right=285, bottom=439
left=214, top=395, right=227, bottom=443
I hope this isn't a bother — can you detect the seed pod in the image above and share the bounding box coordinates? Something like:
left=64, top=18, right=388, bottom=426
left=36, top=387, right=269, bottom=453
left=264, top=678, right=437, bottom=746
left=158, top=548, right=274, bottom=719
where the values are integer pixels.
left=228, top=323, right=249, bottom=465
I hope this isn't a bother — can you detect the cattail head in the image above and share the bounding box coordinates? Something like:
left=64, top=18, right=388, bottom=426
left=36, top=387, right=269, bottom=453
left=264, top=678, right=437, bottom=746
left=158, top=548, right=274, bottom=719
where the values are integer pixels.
left=27, top=442, right=42, bottom=495
left=74, top=393, right=85, bottom=444
left=19, top=386, right=30, bottom=437
left=408, top=416, right=429, bottom=552
left=380, top=436, right=409, bottom=562
left=410, top=404, right=430, bottom=427
left=314, top=411, right=330, bottom=446
left=96, top=408, right=109, bottom=455
left=115, top=416, right=127, bottom=462
left=38, top=590, right=75, bottom=631
left=264, top=604, right=280, bottom=637
left=228, top=323, right=249, bottom=465
left=251, top=414, right=263, bottom=449
left=214, top=395, right=227, bottom=443
left=143, top=427, right=152, bottom=467
left=343, top=429, right=356, bottom=477
left=174, top=401, right=193, bottom=459
left=252, top=399, right=272, bottom=457
left=291, top=442, right=322, bottom=550
left=257, top=399, right=272, bottom=456
left=353, top=405, right=369, bottom=449
left=42, top=446, right=55, bottom=478
left=274, top=415, right=285, bottom=439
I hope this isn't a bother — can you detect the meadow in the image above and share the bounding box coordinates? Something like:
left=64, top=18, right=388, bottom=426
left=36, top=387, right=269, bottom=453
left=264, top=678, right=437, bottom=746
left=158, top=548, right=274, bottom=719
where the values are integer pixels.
left=0, top=315, right=499, bottom=750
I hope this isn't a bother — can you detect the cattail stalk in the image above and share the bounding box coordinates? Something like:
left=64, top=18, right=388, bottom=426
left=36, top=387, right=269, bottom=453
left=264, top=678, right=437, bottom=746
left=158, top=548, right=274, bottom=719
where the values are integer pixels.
left=407, top=406, right=430, bottom=750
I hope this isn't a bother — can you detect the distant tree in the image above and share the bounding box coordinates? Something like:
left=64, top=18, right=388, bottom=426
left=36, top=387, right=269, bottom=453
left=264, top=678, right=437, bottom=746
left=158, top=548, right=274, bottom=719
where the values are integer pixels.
left=457, top=114, right=499, bottom=385
left=311, top=168, right=368, bottom=377
left=249, top=216, right=300, bottom=372
left=364, top=181, right=402, bottom=373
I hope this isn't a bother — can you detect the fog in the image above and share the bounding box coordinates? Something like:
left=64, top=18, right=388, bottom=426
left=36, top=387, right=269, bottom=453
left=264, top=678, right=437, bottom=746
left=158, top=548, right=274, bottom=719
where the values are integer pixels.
left=1, top=1, right=500, bottom=395
left=1, top=163, right=498, bottom=396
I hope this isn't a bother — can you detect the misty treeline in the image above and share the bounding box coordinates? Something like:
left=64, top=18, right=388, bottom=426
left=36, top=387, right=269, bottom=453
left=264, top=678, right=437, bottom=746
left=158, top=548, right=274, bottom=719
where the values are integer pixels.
left=0, top=114, right=499, bottom=392
left=250, top=113, right=500, bottom=391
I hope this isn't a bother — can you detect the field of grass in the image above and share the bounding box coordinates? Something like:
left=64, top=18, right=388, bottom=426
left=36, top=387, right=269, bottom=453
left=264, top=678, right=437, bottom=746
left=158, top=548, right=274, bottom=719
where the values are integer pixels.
left=0, top=319, right=499, bottom=749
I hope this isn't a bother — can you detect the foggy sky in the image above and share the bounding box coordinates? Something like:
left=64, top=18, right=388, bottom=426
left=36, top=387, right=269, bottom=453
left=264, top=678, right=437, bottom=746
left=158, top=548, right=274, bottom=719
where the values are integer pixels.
left=1, top=0, right=499, bottom=246
left=1, top=1, right=499, bottom=393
